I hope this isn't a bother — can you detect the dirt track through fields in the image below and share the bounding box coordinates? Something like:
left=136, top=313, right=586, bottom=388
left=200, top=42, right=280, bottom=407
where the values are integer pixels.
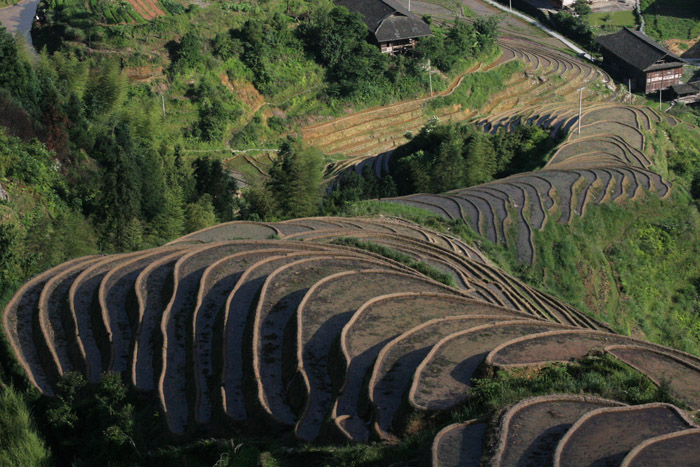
left=0, top=0, right=40, bottom=51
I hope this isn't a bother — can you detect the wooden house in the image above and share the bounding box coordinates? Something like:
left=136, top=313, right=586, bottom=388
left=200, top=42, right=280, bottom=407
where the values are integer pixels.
left=596, top=28, right=685, bottom=94
left=336, top=0, right=432, bottom=54
left=671, top=81, right=700, bottom=105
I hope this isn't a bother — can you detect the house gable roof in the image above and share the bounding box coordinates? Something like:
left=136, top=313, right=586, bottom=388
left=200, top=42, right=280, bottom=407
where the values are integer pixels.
left=596, top=28, right=686, bottom=72
left=336, top=0, right=432, bottom=43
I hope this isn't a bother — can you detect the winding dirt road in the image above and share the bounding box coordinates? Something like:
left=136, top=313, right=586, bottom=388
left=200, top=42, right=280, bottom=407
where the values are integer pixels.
left=0, top=0, right=40, bottom=51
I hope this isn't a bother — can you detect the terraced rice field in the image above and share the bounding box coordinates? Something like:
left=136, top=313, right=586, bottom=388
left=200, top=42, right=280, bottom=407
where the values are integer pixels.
left=553, top=404, right=695, bottom=467
left=5, top=218, right=700, bottom=464
left=313, top=35, right=615, bottom=182
left=488, top=395, right=623, bottom=467
left=432, top=396, right=700, bottom=467
left=303, top=4, right=687, bottom=267
left=5, top=1, right=700, bottom=463
left=385, top=101, right=677, bottom=263
left=329, top=64, right=677, bottom=263
left=125, top=0, right=164, bottom=21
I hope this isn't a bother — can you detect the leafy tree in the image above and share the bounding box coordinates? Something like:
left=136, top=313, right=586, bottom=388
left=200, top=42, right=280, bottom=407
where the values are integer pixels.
left=331, top=41, right=388, bottom=98
left=237, top=19, right=271, bottom=90
left=463, top=132, right=497, bottom=187
left=389, top=121, right=554, bottom=196
left=239, top=181, right=275, bottom=220
left=83, top=60, right=125, bottom=118
left=692, top=172, right=700, bottom=200
left=0, top=224, right=21, bottom=298
left=265, top=140, right=323, bottom=218
left=325, top=165, right=398, bottom=213
left=0, top=129, right=58, bottom=187
left=193, top=78, right=242, bottom=142
left=146, top=190, right=185, bottom=244
left=197, top=95, right=228, bottom=142
left=303, top=6, right=368, bottom=71
left=65, top=92, right=89, bottom=149
left=121, top=216, right=144, bottom=251
left=378, top=175, right=398, bottom=199
left=301, top=6, right=388, bottom=98
left=92, top=123, right=143, bottom=250
left=0, top=27, right=41, bottom=118
left=431, top=132, right=466, bottom=192
left=192, top=156, right=238, bottom=221
left=212, top=31, right=242, bottom=60
left=49, top=50, right=89, bottom=99
left=474, top=16, right=500, bottom=50
left=573, top=0, right=592, bottom=17
left=550, top=11, right=595, bottom=49
left=446, top=20, right=478, bottom=58
left=44, top=372, right=138, bottom=464
left=173, top=31, right=205, bottom=70
left=184, top=195, right=217, bottom=232
left=139, top=149, right=167, bottom=222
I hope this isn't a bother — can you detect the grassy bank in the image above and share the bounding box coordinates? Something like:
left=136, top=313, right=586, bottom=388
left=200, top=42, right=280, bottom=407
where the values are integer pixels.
left=344, top=189, right=700, bottom=358
left=521, top=192, right=700, bottom=355
left=330, top=237, right=457, bottom=287
left=427, top=60, right=523, bottom=112
left=641, top=0, right=700, bottom=41
left=456, top=352, right=680, bottom=424
left=0, top=385, right=51, bottom=466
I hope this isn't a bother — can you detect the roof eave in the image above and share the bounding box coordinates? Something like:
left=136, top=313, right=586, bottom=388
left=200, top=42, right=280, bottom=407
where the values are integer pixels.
left=643, top=61, right=686, bottom=72
left=374, top=30, right=432, bottom=42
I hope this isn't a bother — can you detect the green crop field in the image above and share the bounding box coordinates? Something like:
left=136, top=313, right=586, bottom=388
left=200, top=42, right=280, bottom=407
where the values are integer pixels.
left=587, top=11, right=637, bottom=28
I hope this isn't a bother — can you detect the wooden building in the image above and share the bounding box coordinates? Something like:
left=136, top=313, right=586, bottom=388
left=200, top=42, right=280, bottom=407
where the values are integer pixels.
left=596, top=28, right=685, bottom=94
left=671, top=81, right=700, bottom=105
left=336, top=0, right=432, bottom=54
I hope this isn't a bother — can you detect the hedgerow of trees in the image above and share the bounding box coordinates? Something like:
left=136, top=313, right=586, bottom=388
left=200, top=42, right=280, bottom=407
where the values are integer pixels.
left=240, top=139, right=323, bottom=220
left=389, top=120, right=558, bottom=195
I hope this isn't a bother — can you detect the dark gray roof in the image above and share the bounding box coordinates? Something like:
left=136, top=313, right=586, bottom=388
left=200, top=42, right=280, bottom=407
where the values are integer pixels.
left=672, top=81, right=700, bottom=96
left=336, top=0, right=432, bottom=43
left=596, top=28, right=685, bottom=72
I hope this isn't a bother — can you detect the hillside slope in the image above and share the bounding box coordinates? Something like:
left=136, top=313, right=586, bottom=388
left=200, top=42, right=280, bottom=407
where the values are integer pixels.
left=4, top=218, right=700, bottom=464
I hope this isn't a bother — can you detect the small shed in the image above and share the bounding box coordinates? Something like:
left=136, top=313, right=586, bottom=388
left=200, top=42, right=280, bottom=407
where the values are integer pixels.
left=596, top=28, right=686, bottom=93
left=336, top=0, right=432, bottom=54
left=671, top=81, right=700, bottom=104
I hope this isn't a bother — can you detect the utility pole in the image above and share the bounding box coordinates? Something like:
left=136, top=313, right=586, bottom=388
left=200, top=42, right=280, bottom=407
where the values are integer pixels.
left=428, top=58, right=433, bottom=97
left=510, top=0, right=512, bottom=11
left=659, top=88, right=662, bottom=111
left=161, top=95, right=166, bottom=119
left=408, top=0, right=411, bottom=11
left=578, top=86, right=584, bottom=135
left=628, top=79, right=631, bottom=103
